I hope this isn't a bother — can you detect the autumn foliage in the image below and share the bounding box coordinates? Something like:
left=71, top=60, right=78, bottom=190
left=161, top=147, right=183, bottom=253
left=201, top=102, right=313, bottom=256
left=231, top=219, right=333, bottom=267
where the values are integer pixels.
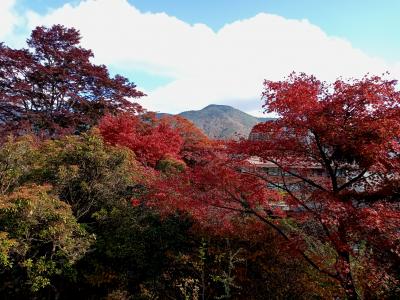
left=235, top=73, right=400, bottom=298
left=0, top=25, right=144, bottom=137
left=99, top=113, right=184, bottom=167
left=147, top=74, right=400, bottom=299
left=0, top=25, right=399, bottom=299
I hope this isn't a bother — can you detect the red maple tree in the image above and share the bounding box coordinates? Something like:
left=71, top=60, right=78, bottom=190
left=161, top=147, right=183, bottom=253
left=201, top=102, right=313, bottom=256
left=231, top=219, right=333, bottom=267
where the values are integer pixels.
left=99, top=113, right=184, bottom=167
left=235, top=73, right=400, bottom=298
left=159, top=115, right=216, bottom=165
left=0, top=25, right=144, bottom=137
left=150, top=73, right=400, bottom=298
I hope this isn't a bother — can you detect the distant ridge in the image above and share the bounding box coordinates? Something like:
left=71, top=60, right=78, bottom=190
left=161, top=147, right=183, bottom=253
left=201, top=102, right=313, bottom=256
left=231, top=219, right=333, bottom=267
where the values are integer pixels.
left=158, top=104, right=275, bottom=140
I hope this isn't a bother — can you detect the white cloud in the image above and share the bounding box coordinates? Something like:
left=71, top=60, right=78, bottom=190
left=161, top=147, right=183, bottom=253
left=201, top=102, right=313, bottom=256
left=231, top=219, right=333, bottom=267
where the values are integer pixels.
left=0, top=0, right=20, bottom=39
left=6, top=0, right=400, bottom=115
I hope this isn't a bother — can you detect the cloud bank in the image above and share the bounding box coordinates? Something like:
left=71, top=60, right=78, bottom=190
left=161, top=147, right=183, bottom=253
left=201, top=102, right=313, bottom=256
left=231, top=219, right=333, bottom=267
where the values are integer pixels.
left=2, top=0, right=400, bottom=116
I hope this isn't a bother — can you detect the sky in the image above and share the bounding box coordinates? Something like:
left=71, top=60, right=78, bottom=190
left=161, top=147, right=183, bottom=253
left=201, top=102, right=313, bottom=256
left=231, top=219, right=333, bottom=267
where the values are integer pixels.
left=1, top=0, right=400, bottom=116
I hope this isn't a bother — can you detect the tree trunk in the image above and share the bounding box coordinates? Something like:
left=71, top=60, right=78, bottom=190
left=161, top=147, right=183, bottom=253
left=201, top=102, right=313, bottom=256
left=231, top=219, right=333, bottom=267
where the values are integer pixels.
left=337, top=253, right=358, bottom=300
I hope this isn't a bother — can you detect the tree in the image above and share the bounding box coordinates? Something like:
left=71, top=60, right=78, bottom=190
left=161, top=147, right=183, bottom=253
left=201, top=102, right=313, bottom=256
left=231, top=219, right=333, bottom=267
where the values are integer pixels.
left=31, top=131, right=147, bottom=221
left=159, top=115, right=214, bottom=166
left=150, top=74, right=400, bottom=298
left=99, top=113, right=184, bottom=168
left=0, top=185, right=93, bottom=297
left=0, top=135, right=39, bottom=195
left=0, top=25, right=144, bottom=137
left=235, top=73, right=400, bottom=298
left=147, top=157, right=339, bottom=298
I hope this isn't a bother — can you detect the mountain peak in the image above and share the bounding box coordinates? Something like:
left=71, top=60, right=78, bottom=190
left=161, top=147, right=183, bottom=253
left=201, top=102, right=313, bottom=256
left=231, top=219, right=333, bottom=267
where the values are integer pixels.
left=202, top=104, right=235, bottom=110
left=179, top=104, right=270, bottom=140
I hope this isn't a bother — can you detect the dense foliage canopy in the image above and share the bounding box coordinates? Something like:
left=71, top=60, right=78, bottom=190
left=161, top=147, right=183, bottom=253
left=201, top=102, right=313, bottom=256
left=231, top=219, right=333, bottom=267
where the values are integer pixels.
left=0, top=26, right=399, bottom=299
left=0, top=25, right=144, bottom=137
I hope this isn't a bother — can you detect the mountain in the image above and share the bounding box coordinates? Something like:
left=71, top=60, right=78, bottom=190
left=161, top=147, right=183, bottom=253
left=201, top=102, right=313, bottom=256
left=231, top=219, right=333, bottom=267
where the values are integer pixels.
left=177, top=104, right=274, bottom=140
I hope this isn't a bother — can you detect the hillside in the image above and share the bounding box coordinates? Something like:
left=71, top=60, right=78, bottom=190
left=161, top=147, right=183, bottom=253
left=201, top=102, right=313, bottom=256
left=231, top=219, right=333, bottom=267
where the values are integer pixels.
left=178, top=104, right=273, bottom=140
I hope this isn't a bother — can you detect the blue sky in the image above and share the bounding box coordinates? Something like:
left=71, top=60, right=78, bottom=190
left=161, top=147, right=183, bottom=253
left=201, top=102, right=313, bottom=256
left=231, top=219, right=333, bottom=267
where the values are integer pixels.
left=2, top=0, right=400, bottom=115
